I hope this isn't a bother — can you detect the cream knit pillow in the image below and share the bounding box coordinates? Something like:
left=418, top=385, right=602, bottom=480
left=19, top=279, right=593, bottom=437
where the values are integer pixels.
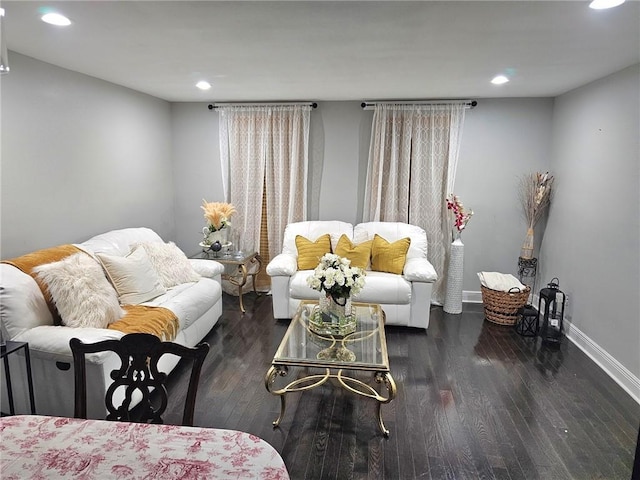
left=97, top=248, right=166, bottom=305
left=131, top=242, right=200, bottom=288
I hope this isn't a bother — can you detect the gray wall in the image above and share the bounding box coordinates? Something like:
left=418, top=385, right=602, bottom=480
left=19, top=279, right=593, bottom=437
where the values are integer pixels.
left=0, top=53, right=173, bottom=258
left=540, top=64, right=640, bottom=379
left=456, top=98, right=554, bottom=291
left=313, top=101, right=373, bottom=223
left=170, top=103, right=221, bottom=256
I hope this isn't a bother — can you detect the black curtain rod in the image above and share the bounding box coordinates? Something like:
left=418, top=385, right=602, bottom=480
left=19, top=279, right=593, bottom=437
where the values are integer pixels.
left=361, top=100, right=477, bottom=109
left=208, top=102, right=317, bottom=110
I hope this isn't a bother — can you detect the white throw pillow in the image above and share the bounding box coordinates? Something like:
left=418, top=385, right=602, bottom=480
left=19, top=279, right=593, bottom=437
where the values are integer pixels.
left=97, top=248, right=166, bottom=305
left=131, top=242, right=201, bottom=288
left=33, top=253, right=125, bottom=329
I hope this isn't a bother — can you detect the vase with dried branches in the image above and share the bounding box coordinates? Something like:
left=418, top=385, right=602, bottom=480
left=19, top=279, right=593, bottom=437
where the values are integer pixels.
left=519, top=172, right=554, bottom=259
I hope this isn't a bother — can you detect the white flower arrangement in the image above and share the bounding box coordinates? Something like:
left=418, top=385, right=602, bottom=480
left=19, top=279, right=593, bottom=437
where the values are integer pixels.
left=306, top=253, right=366, bottom=301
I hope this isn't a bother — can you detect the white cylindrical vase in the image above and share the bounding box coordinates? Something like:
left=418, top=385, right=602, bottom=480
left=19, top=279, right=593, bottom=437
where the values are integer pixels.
left=444, top=236, right=464, bottom=314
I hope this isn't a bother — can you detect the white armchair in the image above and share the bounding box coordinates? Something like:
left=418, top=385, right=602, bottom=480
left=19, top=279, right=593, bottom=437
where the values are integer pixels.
left=266, top=221, right=437, bottom=330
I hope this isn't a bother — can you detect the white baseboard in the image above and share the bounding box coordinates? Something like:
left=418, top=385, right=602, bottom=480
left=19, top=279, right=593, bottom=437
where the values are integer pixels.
left=564, top=320, right=640, bottom=405
left=463, top=290, right=483, bottom=303
left=462, top=290, right=640, bottom=405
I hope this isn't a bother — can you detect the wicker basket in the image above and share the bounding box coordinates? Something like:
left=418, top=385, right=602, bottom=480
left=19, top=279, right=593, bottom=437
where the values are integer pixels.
left=481, top=285, right=531, bottom=326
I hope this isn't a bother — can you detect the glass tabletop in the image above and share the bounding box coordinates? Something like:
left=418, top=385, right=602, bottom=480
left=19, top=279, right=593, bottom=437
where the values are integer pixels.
left=273, top=301, right=389, bottom=371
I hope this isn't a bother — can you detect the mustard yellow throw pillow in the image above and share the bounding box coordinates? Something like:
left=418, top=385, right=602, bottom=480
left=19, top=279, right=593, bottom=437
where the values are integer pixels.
left=371, top=234, right=411, bottom=275
left=334, top=235, right=372, bottom=270
left=295, top=234, right=332, bottom=270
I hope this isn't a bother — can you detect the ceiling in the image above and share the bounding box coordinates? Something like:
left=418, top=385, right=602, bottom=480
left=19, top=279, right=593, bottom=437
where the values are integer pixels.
left=3, top=1, right=639, bottom=102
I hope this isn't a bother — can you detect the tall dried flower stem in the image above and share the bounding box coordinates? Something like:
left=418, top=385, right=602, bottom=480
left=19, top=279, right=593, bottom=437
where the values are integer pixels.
left=518, top=172, right=553, bottom=259
left=519, top=172, right=553, bottom=229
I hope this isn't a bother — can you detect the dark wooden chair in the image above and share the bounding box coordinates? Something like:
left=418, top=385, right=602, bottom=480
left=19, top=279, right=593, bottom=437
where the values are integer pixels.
left=70, top=333, right=209, bottom=426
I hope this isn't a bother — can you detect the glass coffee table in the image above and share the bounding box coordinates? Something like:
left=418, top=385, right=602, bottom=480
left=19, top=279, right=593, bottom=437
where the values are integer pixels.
left=264, top=301, right=396, bottom=436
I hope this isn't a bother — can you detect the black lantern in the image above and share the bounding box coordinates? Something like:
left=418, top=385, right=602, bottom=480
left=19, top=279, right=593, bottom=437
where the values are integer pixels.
left=537, top=278, right=566, bottom=344
left=515, top=304, right=539, bottom=337
left=515, top=257, right=539, bottom=337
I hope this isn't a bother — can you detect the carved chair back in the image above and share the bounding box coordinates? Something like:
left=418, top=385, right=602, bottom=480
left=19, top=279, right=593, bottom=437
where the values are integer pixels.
left=70, top=333, right=209, bottom=426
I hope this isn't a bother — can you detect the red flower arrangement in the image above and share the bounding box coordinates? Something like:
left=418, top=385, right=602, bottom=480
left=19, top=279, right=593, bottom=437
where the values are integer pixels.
left=446, top=194, right=474, bottom=233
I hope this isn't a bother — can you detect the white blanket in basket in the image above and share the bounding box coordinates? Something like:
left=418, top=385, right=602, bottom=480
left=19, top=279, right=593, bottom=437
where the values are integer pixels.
left=477, top=272, right=526, bottom=292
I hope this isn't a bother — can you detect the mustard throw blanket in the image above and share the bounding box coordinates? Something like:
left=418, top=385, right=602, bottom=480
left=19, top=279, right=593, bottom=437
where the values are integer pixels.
left=3, top=245, right=83, bottom=326
left=110, top=305, right=179, bottom=341
left=3, top=245, right=179, bottom=340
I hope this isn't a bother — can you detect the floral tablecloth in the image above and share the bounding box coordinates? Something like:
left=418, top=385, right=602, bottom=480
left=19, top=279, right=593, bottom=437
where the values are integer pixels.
left=0, top=415, right=289, bottom=479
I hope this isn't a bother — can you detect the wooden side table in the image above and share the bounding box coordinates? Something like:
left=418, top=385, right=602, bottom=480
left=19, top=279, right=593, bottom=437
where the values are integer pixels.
left=1, top=341, right=36, bottom=415
left=193, top=251, right=262, bottom=313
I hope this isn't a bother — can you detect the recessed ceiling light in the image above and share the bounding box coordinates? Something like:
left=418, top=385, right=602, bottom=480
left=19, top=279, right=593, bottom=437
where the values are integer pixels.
left=491, top=75, right=509, bottom=85
left=196, top=81, right=211, bottom=91
left=41, top=13, right=71, bottom=26
left=589, top=0, right=625, bottom=9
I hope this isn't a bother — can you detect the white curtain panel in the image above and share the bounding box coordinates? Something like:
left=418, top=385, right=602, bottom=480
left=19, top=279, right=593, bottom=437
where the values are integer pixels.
left=219, top=105, right=310, bottom=260
left=363, top=103, right=467, bottom=303
left=264, top=106, right=310, bottom=258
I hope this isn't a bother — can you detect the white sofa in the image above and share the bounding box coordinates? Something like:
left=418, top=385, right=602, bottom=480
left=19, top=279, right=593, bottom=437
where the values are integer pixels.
left=266, top=221, right=437, bottom=330
left=0, top=227, right=224, bottom=418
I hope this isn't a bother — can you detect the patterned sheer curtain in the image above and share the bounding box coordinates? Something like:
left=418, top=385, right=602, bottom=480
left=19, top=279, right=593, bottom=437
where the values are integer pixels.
left=219, top=105, right=311, bottom=269
left=363, top=103, right=467, bottom=303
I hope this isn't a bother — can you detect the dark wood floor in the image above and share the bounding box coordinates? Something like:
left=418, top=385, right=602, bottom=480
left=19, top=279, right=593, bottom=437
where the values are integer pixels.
left=164, top=293, right=640, bottom=480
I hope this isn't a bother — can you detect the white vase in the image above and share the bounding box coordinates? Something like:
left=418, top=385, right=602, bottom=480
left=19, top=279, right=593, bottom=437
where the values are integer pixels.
left=206, top=228, right=228, bottom=246
left=444, top=234, right=464, bottom=314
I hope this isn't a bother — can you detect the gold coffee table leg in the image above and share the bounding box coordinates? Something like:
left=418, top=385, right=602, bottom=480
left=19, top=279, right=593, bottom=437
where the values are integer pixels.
left=265, top=365, right=289, bottom=427
left=274, top=396, right=287, bottom=427
left=375, top=403, right=389, bottom=437
left=265, top=366, right=332, bottom=429
left=374, top=371, right=397, bottom=437
left=336, top=370, right=397, bottom=437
